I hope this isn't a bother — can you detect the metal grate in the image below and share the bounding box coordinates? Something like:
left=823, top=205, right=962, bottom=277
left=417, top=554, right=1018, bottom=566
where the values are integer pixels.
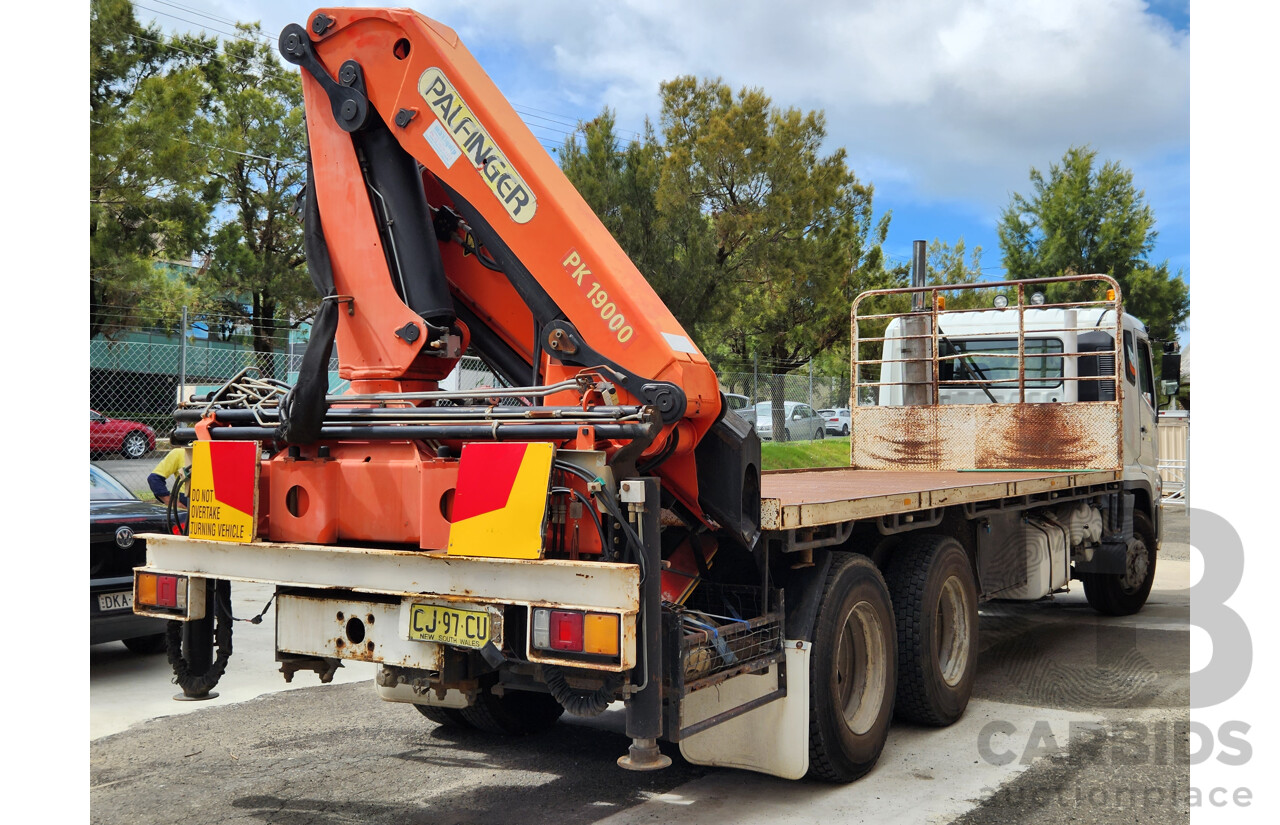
left=664, top=583, right=783, bottom=696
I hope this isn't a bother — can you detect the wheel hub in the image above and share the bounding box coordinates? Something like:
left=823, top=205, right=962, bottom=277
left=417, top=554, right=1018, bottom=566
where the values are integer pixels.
left=937, top=575, right=971, bottom=687
left=836, top=600, right=887, bottom=736
left=1122, top=537, right=1149, bottom=593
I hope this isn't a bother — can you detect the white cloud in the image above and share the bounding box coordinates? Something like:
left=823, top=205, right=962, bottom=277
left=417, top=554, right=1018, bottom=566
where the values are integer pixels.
left=191, top=0, right=1188, bottom=218
left=428, top=0, right=1189, bottom=209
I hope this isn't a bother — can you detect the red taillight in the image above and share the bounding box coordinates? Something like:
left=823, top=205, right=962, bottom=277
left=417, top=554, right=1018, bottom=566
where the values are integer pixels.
left=156, top=575, right=178, bottom=607
left=550, top=610, right=584, bottom=651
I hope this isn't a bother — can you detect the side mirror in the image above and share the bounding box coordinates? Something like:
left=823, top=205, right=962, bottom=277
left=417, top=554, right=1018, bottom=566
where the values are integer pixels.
left=1161, top=380, right=1179, bottom=397
left=1161, top=352, right=1181, bottom=381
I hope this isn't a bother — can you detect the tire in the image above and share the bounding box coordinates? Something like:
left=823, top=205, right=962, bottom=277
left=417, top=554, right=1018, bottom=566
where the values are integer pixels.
left=460, top=688, right=564, bottom=735
left=807, top=553, right=897, bottom=782
left=884, top=535, right=978, bottom=726
left=815, top=426, right=825, bottom=440
left=413, top=703, right=472, bottom=728
left=842, top=424, right=850, bottom=436
left=1082, top=510, right=1157, bottom=616
left=121, top=431, right=149, bottom=460
left=122, top=633, right=167, bottom=655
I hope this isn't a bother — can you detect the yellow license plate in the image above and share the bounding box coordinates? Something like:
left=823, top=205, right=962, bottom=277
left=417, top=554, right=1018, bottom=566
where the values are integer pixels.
left=408, top=604, right=497, bottom=649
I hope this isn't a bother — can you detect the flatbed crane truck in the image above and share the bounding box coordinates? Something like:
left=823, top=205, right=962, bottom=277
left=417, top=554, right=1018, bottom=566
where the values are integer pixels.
left=132, top=7, right=1176, bottom=782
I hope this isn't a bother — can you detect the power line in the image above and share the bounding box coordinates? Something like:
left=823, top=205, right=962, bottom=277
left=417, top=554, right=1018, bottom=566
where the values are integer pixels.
left=133, top=2, right=267, bottom=44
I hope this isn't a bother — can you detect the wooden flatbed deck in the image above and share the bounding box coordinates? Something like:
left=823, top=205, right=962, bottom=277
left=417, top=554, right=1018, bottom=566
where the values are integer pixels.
left=759, top=468, right=1121, bottom=530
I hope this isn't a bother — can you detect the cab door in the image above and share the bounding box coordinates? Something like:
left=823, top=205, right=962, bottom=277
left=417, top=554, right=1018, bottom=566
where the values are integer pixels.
left=1122, top=329, right=1159, bottom=488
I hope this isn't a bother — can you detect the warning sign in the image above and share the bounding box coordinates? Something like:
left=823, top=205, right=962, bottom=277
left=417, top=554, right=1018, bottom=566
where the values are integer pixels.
left=187, top=441, right=260, bottom=543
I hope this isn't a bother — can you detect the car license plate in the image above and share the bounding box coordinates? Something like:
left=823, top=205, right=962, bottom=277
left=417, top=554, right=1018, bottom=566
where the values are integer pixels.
left=98, top=591, right=133, bottom=612
left=407, top=603, right=497, bottom=649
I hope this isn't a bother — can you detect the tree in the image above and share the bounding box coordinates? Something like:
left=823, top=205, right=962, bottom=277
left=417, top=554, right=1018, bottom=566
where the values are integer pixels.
left=927, top=238, right=998, bottom=311
left=197, top=26, right=313, bottom=377
left=661, top=78, right=892, bottom=439
left=997, top=146, right=1189, bottom=342
left=90, top=0, right=214, bottom=338
left=564, top=79, right=893, bottom=439
left=560, top=110, right=720, bottom=337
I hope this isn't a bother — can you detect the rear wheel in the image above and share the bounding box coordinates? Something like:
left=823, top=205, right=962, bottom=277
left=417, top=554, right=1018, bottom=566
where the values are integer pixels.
left=122, top=633, right=167, bottom=655
left=885, top=535, right=978, bottom=726
left=842, top=424, right=850, bottom=436
left=807, top=553, right=897, bottom=782
left=1082, top=510, right=1157, bottom=616
left=413, top=703, right=472, bottom=728
left=460, top=688, right=564, bottom=735
left=816, top=426, right=825, bottom=440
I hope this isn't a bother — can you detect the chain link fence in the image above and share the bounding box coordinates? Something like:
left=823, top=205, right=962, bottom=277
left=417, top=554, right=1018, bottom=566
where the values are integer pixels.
left=90, top=306, right=850, bottom=494
left=717, top=368, right=851, bottom=413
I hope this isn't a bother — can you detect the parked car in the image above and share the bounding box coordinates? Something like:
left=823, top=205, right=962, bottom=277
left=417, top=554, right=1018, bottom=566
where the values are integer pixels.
left=754, top=401, right=826, bottom=441
left=90, top=465, right=178, bottom=653
left=90, top=409, right=156, bottom=460
left=723, top=393, right=753, bottom=423
left=817, top=407, right=852, bottom=436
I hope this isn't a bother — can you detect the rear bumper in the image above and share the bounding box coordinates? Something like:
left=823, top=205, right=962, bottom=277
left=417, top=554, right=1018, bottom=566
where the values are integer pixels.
left=135, top=535, right=641, bottom=670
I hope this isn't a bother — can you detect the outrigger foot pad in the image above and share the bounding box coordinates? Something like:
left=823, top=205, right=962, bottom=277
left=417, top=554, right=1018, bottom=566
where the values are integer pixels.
left=617, top=738, right=672, bottom=771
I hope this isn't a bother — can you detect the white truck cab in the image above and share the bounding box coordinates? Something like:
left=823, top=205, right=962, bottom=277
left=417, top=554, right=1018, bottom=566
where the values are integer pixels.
left=878, top=304, right=1161, bottom=509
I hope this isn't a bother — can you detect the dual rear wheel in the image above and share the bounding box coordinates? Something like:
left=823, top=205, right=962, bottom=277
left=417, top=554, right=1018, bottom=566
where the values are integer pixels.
left=807, top=537, right=979, bottom=782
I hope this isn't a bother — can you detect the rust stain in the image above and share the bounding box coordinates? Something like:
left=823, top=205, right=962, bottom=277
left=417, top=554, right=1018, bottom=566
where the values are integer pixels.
left=977, top=405, right=1097, bottom=469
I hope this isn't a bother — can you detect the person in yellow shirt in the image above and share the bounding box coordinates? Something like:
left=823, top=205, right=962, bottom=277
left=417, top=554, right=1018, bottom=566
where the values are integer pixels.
left=147, top=447, right=190, bottom=506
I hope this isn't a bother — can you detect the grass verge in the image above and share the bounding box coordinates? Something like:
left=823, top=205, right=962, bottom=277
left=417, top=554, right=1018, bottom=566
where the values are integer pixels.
left=760, top=436, right=849, bottom=470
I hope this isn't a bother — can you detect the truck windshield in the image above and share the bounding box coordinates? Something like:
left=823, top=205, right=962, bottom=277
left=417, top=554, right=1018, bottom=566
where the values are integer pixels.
left=941, top=338, right=1064, bottom=389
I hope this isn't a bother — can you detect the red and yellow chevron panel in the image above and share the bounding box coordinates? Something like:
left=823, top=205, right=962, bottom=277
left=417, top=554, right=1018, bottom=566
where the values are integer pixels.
left=446, top=442, right=555, bottom=559
left=187, top=441, right=260, bottom=543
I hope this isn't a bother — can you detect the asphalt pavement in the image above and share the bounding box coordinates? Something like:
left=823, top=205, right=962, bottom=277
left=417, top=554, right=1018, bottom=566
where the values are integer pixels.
left=89, top=508, right=1191, bottom=824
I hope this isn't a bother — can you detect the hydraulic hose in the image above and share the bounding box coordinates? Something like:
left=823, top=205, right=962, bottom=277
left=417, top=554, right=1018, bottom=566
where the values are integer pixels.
left=543, top=664, right=623, bottom=717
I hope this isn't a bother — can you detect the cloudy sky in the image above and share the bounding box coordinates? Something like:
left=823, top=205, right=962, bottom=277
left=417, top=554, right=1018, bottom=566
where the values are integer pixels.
left=136, top=0, right=1191, bottom=284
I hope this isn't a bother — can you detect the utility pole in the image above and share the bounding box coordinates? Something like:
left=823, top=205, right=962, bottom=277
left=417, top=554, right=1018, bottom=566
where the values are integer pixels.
left=178, top=306, right=189, bottom=405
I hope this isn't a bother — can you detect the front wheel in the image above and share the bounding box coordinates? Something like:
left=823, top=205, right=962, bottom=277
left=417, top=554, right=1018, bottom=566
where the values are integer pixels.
left=807, top=553, right=897, bottom=783
left=121, top=431, right=149, bottom=460
left=1082, top=510, right=1157, bottom=616
left=816, top=426, right=825, bottom=440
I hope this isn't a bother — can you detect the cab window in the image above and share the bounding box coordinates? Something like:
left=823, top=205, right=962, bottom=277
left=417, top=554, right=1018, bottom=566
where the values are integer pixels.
left=1136, top=339, right=1156, bottom=409
left=1123, top=331, right=1137, bottom=385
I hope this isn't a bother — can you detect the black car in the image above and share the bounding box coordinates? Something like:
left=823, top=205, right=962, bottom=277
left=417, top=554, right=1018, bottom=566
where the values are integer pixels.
left=90, top=465, right=178, bottom=653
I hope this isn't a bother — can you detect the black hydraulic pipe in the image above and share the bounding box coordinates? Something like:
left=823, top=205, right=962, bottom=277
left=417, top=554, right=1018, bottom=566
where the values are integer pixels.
left=454, top=302, right=531, bottom=391
left=357, top=113, right=455, bottom=329
left=171, top=422, right=658, bottom=444
left=179, top=579, right=217, bottom=696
